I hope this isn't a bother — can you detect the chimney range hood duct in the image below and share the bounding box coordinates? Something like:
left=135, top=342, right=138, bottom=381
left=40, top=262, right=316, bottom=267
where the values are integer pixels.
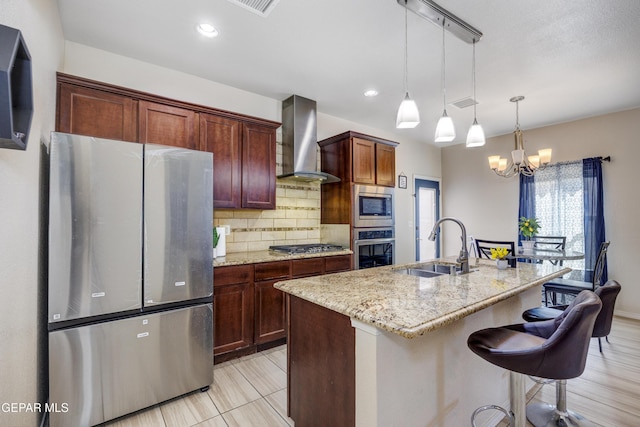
left=278, top=95, right=339, bottom=184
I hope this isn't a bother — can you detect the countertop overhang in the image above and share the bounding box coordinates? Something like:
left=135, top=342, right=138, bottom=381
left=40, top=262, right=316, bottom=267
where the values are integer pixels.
left=274, top=258, right=571, bottom=338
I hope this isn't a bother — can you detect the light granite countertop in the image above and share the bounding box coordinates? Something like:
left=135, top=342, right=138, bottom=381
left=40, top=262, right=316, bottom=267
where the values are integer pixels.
left=213, top=249, right=353, bottom=267
left=274, top=257, right=571, bottom=339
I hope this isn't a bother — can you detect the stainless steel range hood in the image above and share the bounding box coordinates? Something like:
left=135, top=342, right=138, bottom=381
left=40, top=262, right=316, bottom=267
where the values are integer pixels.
left=277, top=95, right=339, bottom=183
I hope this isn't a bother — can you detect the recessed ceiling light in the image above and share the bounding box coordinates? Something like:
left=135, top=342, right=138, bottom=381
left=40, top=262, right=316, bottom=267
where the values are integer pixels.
left=364, top=90, right=379, bottom=97
left=197, top=23, right=219, bottom=38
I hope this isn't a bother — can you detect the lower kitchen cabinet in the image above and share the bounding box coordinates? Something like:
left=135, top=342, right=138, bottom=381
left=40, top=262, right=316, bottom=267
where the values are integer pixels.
left=213, top=254, right=352, bottom=363
left=254, top=261, right=290, bottom=345
left=213, top=265, right=254, bottom=357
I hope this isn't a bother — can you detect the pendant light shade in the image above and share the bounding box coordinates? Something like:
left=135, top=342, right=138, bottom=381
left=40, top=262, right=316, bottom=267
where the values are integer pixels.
left=396, top=92, right=420, bottom=128
left=396, top=4, right=420, bottom=129
left=466, top=39, right=485, bottom=147
left=435, top=111, right=455, bottom=142
left=435, top=20, right=455, bottom=143
left=466, top=118, right=485, bottom=147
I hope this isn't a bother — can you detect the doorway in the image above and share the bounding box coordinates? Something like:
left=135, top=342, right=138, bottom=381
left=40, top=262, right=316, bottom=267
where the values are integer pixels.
left=415, top=178, right=440, bottom=261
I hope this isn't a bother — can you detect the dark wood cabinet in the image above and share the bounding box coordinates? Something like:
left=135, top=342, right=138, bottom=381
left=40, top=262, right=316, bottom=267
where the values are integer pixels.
left=56, top=82, right=137, bottom=142
left=241, top=123, right=277, bottom=209
left=375, top=142, right=396, bottom=187
left=138, top=100, right=198, bottom=149
left=214, top=254, right=352, bottom=362
left=352, top=137, right=376, bottom=185
left=200, top=114, right=242, bottom=208
left=213, top=265, right=254, bottom=356
left=319, top=131, right=398, bottom=224
left=56, top=73, right=280, bottom=210
left=254, top=261, right=289, bottom=345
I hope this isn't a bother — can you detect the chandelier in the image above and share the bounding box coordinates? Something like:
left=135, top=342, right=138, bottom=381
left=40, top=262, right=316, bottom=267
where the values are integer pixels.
left=488, top=96, right=552, bottom=177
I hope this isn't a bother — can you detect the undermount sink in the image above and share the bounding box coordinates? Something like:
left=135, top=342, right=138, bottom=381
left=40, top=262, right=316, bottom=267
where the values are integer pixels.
left=393, top=263, right=462, bottom=278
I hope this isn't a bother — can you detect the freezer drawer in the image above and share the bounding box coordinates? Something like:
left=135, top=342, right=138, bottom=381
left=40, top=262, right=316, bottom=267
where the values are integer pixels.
left=48, top=304, right=213, bottom=427
left=48, top=133, right=143, bottom=323
left=143, top=144, right=213, bottom=307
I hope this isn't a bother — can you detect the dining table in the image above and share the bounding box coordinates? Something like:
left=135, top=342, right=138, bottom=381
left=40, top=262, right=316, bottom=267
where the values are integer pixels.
left=515, top=247, right=585, bottom=262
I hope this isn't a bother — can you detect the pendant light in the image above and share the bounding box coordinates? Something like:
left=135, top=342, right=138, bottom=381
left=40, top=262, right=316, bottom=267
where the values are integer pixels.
left=396, top=2, right=420, bottom=129
left=466, top=39, right=485, bottom=147
left=434, top=20, right=455, bottom=142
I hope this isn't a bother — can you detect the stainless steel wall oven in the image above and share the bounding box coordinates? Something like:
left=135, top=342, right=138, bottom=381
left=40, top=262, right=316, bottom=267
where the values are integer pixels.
left=352, top=227, right=395, bottom=269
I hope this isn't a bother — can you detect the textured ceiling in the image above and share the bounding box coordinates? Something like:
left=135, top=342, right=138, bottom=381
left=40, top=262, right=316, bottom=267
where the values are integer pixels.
left=56, top=0, right=640, bottom=145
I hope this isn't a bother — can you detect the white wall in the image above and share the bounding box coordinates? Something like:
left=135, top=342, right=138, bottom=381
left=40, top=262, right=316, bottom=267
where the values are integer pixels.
left=442, top=108, right=640, bottom=317
left=0, top=0, right=64, bottom=425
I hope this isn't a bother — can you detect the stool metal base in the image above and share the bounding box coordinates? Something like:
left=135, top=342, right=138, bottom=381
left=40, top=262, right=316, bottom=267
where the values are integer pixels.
left=526, top=402, right=596, bottom=427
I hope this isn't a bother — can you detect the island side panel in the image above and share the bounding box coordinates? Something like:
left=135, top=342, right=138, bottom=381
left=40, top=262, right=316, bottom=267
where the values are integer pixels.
left=288, top=295, right=355, bottom=427
left=352, top=286, right=541, bottom=427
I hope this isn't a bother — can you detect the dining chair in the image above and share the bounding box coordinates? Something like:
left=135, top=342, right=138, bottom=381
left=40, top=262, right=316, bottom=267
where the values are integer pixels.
left=532, top=236, right=567, bottom=265
left=543, top=241, right=610, bottom=305
left=475, top=239, right=516, bottom=268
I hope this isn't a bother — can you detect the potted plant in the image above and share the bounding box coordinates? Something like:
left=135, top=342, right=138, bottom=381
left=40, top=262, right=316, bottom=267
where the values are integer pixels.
left=518, top=216, right=540, bottom=250
left=213, top=227, right=220, bottom=258
left=490, top=247, right=510, bottom=270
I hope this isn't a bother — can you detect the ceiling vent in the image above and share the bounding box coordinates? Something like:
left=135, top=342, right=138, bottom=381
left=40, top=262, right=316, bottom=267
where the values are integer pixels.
left=227, top=0, right=280, bottom=17
left=451, top=97, right=477, bottom=109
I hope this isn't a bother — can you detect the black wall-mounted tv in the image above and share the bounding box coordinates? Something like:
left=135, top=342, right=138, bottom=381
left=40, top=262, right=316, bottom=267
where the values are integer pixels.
left=0, top=24, right=33, bottom=150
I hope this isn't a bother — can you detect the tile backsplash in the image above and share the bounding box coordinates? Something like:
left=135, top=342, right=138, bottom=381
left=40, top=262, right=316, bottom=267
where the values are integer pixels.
left=213, top=180, right=321, bottom=253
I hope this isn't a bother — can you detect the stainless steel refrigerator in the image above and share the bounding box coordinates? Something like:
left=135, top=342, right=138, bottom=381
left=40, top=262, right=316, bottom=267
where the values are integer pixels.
left=47, top=132, right=213, bottom=427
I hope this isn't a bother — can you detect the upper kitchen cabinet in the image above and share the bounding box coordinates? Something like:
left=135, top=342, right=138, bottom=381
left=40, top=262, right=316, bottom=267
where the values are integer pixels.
left=200, top=114, right=278, bottom=209
left=56, top=74, right=280, bottom=210
left=138, top=101, right=198, bottom=150
left=200, top=114, right=241, bottom=208
left=56, top=80, right=137, bottom=142
left=320, top=131, right=398, bottom=188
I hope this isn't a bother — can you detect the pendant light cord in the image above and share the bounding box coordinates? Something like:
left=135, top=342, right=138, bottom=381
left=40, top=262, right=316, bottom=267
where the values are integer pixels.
left=403, top=3, right=409, bottom=93
left=472, top=39, right=477, bottom=119
left=441, top=20, right=447, bottom=111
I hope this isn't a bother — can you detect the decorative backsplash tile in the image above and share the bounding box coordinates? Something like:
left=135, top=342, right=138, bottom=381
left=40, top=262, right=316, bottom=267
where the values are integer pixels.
left=213, top=179, right=322, bottom=253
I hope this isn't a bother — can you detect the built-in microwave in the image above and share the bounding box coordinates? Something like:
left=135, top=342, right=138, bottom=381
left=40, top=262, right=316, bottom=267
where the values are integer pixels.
left=352, top=184, right=394, bottom=228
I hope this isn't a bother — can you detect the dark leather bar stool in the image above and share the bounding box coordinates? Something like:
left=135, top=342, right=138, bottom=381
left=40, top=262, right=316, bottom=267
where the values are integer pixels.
left=523, top=280, right=621, bottom=352
left=468, top=291, right=601, bottom=427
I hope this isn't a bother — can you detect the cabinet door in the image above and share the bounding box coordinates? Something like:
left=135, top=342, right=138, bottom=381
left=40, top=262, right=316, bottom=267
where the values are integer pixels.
left=138, top=101, right=198, bottom=149
left=375, top=143, right=396, bottom=187
left=242, top=123, right=276, bottom=209
left=352, top=137, right=376, bottom=185
left=254, top=261, right=289, bottom=345
left=200, top=114, right=242, bottom=208
left=56, top=83, right=137, bottom=142
left=255, top=279, right=286, bottom=345
left=213, top=266, right=254, bottom=355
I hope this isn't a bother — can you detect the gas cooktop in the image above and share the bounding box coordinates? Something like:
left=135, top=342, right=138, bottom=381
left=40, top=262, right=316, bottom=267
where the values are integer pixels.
left=269, top=244, right=344, bottom=255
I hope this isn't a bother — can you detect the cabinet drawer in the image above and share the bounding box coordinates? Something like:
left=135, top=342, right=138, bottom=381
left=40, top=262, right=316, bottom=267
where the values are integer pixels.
left=254, top=261, right=291, bottom=281
left=214, top=265, right=253, bottom=286
left=292, top=258, right=325, bottom=278
left=325, top=255, right=352, bottom=273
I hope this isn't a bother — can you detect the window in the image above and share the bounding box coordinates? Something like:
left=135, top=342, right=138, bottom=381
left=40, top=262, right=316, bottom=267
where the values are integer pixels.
left=534, top=161, right=585, bottom=270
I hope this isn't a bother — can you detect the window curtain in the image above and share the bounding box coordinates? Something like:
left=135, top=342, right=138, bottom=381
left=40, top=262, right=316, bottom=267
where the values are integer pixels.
left=583, top=157, right=607, bottom=282
left=518, top=174, right=536, bottom=246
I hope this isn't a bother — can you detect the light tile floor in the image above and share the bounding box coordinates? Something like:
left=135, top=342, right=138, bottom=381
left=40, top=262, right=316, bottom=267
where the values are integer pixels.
left=102, top=346, right=292, bottom=427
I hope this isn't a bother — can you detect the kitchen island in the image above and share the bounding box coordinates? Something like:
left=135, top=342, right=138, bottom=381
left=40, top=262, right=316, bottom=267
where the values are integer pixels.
left=274, top=258, right=571, bottom=427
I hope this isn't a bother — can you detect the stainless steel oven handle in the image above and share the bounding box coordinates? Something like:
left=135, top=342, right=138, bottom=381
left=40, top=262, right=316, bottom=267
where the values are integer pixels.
left=353, top=238, right=395, bottom=246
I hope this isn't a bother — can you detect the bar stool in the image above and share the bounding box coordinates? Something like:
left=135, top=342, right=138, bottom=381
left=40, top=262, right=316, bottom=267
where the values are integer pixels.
left=467, top=291, right=601, bottom=427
